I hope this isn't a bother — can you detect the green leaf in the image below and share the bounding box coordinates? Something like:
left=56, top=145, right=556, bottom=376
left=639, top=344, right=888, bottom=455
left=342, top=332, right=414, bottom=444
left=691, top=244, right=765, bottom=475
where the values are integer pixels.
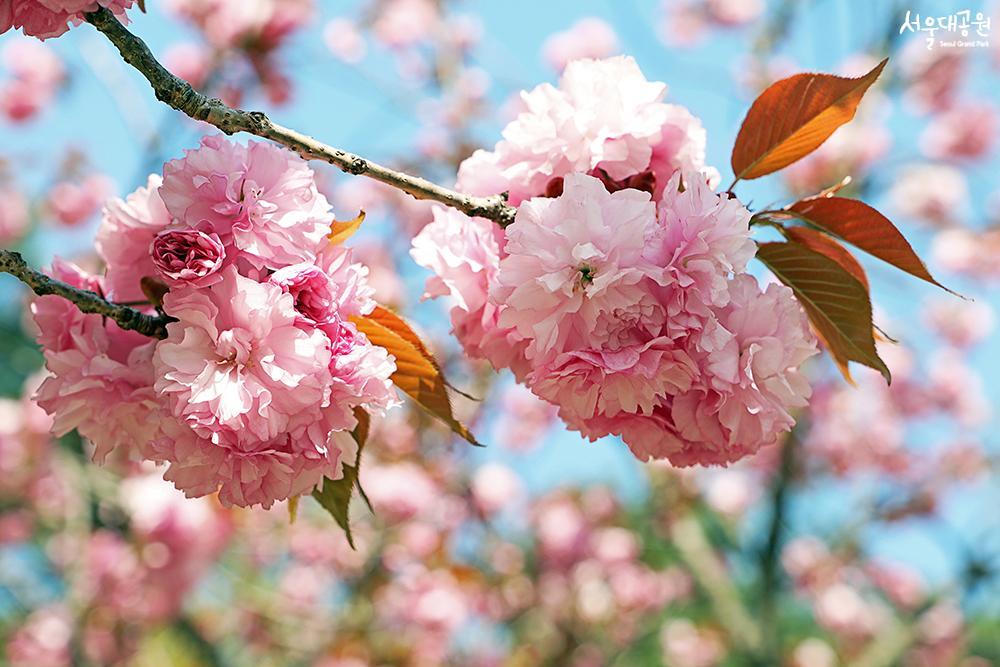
left=756, top=241, right=890, bottom=383
left=311, top=408, right=371, bottom=548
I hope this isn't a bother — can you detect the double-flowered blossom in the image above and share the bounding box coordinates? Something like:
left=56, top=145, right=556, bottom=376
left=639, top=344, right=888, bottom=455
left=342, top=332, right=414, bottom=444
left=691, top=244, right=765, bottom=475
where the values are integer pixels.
left=150, top=229, right=227, bottom=287
left=158, top=135, right=332, bottom=272
left=494, top=173, right=664, bottom=362
left=410, top=205, right=529, bottom=377
left=414, top=57, right=817, bottom=466
left=456, top=55, right=716, bottom=206
left=607, top=275, right=817, bottom=466
left=96, top=174, right=174, bottom=302
left=2, top=1, right=136, bottom=40
left=32, top=137, right=398, bottom=507
left=153, top=268, right=335, bottom=446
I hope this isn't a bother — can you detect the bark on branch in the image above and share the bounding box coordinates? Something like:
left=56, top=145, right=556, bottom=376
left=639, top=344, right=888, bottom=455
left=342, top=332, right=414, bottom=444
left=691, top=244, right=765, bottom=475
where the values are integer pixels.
left=0, top=249, right=171, bottom=339
left=83, top=7, right=517, bottom=227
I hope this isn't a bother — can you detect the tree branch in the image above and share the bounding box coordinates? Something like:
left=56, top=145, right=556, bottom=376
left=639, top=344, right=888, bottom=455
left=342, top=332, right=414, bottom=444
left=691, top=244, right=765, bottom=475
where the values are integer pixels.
left=0, top=249, right=171, bottom=339
left=83, top=7, right=518, bottom=227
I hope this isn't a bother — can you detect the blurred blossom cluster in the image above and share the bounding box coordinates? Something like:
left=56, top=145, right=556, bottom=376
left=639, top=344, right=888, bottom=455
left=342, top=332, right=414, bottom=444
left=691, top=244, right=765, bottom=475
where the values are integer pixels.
left=660, top=0, right=765, bottom=46
left=0, top=38, right=64, bottom=123
left=0, top=0, right=998, bottom=665
left=163, top=0, right=314, bottom=106
left=0, top=360, right=994, bottom=664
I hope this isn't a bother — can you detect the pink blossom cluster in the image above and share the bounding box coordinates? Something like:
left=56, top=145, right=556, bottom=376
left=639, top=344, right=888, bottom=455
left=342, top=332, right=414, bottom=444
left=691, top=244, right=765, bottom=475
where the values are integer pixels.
left=371, top=0, right=441, bottom=50
left=164, top=0, right=313, bottom=105
left=660, top=619, right=725, bottom=667
left=932, top=227, right=1000, bottom=279
left=414, top=57, right=817, bottom=467
left=804, top=335, right=990, bottom=486
left=899, top=41, right=966, bottom=113
left=328, top=0, right=482, bottom=89
left=117, top=471, right=232, bottom=619
left=0, top=38, right=64, bottom=122
left=782, top=537, right=897, bottom=641
left=0, top=375, right=56, bottom=509
left=455, top=56, right=718, bottom=206
left=542, top=18, right=619, bottom=72
left=0, top=185, right=30, bottom=245
left=31, top=136, right=398, bottom=508
left=165, top=0, right=313, bottom=52
left=1, top=0, right=135, bottom=40
left=5, top=605, right=72, bottom=667
left=889, top=163, right=968, bottom=227
left=46, top=172, right=114, bottom=226
left=778, top=535, right=975, bottom=665
left=490, top=382, right=559, bottom=452
left=4, top=470, right=233, bottom=666
left=524, top=491, right=692, bottom=621
left=660, top=0, right=764, bottom=47
left=375, top=565, right=471, bottom=662
left=920, top=103, right=999, bottom=161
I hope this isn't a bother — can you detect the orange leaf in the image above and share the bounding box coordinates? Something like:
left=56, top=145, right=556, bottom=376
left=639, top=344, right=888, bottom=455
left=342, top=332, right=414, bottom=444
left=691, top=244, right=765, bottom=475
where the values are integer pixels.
left=756, top=241, right=889, bottom=383
left=786, top=196, right=956, bottom=294
left=328, top=210, right=365, bottom=245
left=352, top=309, right=480, bottom=445
left=784, top=226, right=869, bottom=289
left=731, top=59, right=887, bottom=181
left=365, top=305, right=436, bottom=362
left=364, top=306, right=480, bottom=401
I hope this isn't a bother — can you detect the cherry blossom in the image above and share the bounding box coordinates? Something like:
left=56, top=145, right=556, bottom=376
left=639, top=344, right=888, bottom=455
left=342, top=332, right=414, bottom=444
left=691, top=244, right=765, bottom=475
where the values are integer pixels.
left=2, top=0, right=136, bottom=40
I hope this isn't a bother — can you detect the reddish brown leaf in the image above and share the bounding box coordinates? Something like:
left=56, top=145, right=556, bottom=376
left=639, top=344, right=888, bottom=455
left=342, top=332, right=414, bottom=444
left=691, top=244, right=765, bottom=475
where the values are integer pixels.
left=800, top=175, right=854, bottom=201
left=731, top=59, right=887, bottom=181
left=784, top=226, right=869, bottom=289
left=352, top=309, right=479, bottom=445
left=756, top=241, right=890, bottom=383
left=786, top=196, right=955, bottom=293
